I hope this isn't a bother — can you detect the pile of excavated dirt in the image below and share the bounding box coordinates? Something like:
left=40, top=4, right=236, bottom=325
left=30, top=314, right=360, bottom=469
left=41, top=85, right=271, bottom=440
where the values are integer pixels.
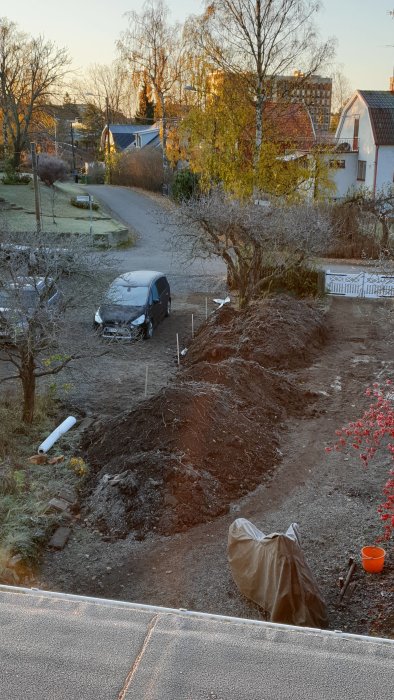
left=183, top=295, right=327, bottom=369
left=81, top=296, right=328, bottom=538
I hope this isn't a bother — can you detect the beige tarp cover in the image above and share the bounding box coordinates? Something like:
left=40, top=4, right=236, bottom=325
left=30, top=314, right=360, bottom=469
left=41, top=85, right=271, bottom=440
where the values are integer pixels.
left=228, top=519, right=329, bottom=628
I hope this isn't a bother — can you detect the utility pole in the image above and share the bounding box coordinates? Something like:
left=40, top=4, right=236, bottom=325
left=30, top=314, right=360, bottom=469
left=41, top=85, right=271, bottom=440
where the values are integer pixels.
left=54, top=118, right=58, bottom=156
left=30, top=143, right=42, bottom=234
left=105, top=96, right=111, bottom=184
left=70, top=123, right=76, bottom=178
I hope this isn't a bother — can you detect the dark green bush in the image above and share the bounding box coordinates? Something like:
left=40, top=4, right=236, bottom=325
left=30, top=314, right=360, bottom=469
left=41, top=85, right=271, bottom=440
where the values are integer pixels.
left=2, top=173, right=31, bottom=185
left=70, top=197, right=99, bottom=211
left=259, top=265, right=321, bottom=297
left=171, top=169, right=200, bottom=202
left=1, top=160, right=31, bottom=185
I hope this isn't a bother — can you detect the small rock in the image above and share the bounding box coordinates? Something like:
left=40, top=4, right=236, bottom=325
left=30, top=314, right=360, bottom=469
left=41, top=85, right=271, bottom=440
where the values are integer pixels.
left=48, top=527, right=71, bottom=550
left=48, top=498, right=70, bottom=513
left=57, top=487, right=78, bottom=505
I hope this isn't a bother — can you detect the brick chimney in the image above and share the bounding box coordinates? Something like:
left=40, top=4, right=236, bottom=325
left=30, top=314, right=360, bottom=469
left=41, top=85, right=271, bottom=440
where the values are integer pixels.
left=390, top=75, right=394, bottom=93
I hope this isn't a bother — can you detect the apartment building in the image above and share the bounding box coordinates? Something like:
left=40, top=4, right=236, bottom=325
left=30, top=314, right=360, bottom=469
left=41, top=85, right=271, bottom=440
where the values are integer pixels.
left=206, top=70, right=332, bottom=134
left=268, top=71, right=332, bottom=133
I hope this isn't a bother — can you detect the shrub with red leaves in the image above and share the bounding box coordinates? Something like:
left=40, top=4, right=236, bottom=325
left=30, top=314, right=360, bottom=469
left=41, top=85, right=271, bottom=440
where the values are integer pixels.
left=326, top=380, right=394, bottom=541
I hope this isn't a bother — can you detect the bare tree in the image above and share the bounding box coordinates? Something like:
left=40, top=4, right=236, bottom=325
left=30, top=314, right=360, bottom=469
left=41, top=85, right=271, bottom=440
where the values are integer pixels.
left=331, top=66, right=352, bottom=115
left=0, top=235, right=109, bottom=424
left=341, top=188, right=394, bottom=254
left=117, top=0, right=186, bottom=169
left=77, top=61, right=133, bottom=121
left=173, top=190, right=333, bottom=307
left=36, top=154, right=68, bottom=224
left=0, top=18, right=71, bottom=169
left=193, top=1, right=335, bottom=164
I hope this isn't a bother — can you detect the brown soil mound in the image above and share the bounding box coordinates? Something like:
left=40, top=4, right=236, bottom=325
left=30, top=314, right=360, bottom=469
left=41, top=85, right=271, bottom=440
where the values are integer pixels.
left=81, top=296, right=327, bottom=538
left=183, top=295, right=326, bottom=368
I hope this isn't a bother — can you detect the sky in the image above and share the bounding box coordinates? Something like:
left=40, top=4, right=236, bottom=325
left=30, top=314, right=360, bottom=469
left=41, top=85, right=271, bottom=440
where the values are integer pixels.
left=4, top=0, right=394, bottom=92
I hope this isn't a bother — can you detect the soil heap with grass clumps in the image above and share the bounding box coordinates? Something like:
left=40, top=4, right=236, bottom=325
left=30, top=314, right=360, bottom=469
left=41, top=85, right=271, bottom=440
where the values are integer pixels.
left=81, top=295, right=328, bottom=539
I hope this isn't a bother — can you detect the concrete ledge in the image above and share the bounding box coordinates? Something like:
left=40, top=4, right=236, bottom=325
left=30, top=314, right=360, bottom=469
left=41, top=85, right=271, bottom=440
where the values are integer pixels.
left=92, top=228, right=131, bottom=247
left=9, top=228, right=133, bottom=249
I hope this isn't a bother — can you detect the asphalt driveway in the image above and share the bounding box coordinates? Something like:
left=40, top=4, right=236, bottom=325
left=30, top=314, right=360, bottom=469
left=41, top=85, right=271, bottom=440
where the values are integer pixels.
left=85, top=185, right=227, bottom=293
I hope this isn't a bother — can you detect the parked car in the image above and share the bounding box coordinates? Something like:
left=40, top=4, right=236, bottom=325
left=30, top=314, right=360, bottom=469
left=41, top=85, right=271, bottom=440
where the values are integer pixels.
left=0, top=242, right=75, bottom=275
left=94, top=270, right=171, bottom=340
left=0, top=276, right=61, bottom=343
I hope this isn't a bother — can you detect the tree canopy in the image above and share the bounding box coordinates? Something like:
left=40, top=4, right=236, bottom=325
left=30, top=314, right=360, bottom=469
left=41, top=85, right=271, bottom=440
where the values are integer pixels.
left=0, top=18, right=71, bottom=168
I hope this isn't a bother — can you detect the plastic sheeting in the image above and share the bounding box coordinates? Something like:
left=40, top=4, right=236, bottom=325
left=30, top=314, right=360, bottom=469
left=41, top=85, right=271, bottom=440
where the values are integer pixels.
left=228, top=519, right=329, bottom=628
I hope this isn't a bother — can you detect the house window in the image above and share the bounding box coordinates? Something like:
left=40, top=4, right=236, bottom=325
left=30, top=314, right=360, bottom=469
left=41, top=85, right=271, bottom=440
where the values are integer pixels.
left=357, top=160, right=366, bottom=181
left=329, top=159, right=346, bottom=169
left=353, top=117, right=360, bottom=150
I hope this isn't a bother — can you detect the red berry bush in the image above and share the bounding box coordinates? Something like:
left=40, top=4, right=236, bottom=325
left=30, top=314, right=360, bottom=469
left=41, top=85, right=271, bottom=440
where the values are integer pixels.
left=326, top=380, right=394, bottom=541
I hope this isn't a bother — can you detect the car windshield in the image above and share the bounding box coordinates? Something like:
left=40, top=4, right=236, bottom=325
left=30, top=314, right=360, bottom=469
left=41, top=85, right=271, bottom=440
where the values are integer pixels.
left=105, top=284, right=148, bottom=307
left=0, top=288, right=38, bottom=309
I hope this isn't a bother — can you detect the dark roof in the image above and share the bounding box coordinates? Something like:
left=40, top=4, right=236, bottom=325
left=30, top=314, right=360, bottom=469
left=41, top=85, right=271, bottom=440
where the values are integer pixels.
left=112, top=132, right=135, bottom=149
left=359, top=91, right=394, bottom=108
left=359, top=91, right=394, bottom=145
left=147, top=134, right=162, bottom=149
left=110, top=125, right=149, bottom=133
left=109, top=124, right=158, bottom=150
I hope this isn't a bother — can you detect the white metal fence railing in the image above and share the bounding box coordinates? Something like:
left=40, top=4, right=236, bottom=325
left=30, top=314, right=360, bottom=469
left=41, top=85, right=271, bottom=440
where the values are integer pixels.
left=325, top=271, right=394, bottom=298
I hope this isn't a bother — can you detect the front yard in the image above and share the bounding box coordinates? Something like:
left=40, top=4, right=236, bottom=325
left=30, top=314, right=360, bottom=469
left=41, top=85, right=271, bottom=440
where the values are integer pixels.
left=0, top=180, right=128, bottom=241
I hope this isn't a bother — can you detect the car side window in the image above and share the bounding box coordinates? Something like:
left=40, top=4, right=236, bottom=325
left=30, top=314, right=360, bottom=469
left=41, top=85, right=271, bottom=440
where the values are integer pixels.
left=151, top=283, right=160, bottom=303
left=44, top=282, right=58, bottom=303
left=156, top=277, right=166, bottom=296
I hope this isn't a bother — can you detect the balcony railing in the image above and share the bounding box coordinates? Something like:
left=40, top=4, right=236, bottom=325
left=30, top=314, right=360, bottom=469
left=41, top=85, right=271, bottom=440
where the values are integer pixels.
left=314, top=135, right=359, bottom=152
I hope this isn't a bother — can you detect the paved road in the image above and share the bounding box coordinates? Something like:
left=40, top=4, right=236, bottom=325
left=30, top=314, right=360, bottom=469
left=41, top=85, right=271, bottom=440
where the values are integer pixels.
left=85, top=187, right=393, bottom=297
left=85, top=185, right=227, bottom=294
left=1, top=587, right=393, bottom=700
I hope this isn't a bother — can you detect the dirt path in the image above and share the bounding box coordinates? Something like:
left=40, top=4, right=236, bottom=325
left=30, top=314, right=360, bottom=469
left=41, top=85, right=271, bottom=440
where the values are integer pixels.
left=40, top=297, right=394, bottom=637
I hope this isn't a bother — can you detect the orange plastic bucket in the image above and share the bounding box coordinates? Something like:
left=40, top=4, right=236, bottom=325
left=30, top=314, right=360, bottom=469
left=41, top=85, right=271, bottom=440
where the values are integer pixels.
left=361, top=546, right=386, bottom=573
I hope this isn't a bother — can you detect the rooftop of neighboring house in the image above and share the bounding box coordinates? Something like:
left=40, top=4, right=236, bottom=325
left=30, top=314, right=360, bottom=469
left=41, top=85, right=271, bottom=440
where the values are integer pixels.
left=102, top=123, right=161, bottom=151
left=345, top=90, right=394, bottom=145
left=264, top=101, right=316, bottom=147
left=106, top=124, right=149, bottom=150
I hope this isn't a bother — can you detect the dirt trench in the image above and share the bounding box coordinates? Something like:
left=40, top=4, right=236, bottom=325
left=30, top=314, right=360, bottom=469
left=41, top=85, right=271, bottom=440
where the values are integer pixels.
left=40, top=295, right=394, bottom=638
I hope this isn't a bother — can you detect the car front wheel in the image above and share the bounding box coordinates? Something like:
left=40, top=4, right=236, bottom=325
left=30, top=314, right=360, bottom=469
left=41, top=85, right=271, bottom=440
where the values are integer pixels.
left=165, top=299, right=171, bottom=317
left=145, top=319, right=153, bottom=339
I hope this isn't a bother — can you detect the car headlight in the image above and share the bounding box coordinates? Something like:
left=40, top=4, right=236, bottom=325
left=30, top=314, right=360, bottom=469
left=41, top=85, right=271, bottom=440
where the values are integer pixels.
left=94, top=309, right=103, bottom=324
left=131, top=314, right=145, bottom=327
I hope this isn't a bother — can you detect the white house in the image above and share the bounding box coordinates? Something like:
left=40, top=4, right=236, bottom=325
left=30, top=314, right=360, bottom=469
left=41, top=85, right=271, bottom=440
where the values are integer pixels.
left=125, top=126, right=160, bottom=150
left=331, top=90, right=394, bottom=198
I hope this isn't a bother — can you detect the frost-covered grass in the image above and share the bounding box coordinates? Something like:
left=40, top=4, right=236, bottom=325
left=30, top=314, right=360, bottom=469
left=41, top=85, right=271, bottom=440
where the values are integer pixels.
left=0, top=389, right=87, bottom=581
left=0, top=180, right=125, bottom=235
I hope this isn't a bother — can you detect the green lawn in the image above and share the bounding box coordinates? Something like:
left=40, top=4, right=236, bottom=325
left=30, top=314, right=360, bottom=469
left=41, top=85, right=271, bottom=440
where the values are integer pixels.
left=0, top=180, right=126, bottom=237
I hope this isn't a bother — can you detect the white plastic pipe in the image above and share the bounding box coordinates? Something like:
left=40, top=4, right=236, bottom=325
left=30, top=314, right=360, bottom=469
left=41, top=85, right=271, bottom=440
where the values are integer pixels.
left=38, top=416, right=77, bottom=454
